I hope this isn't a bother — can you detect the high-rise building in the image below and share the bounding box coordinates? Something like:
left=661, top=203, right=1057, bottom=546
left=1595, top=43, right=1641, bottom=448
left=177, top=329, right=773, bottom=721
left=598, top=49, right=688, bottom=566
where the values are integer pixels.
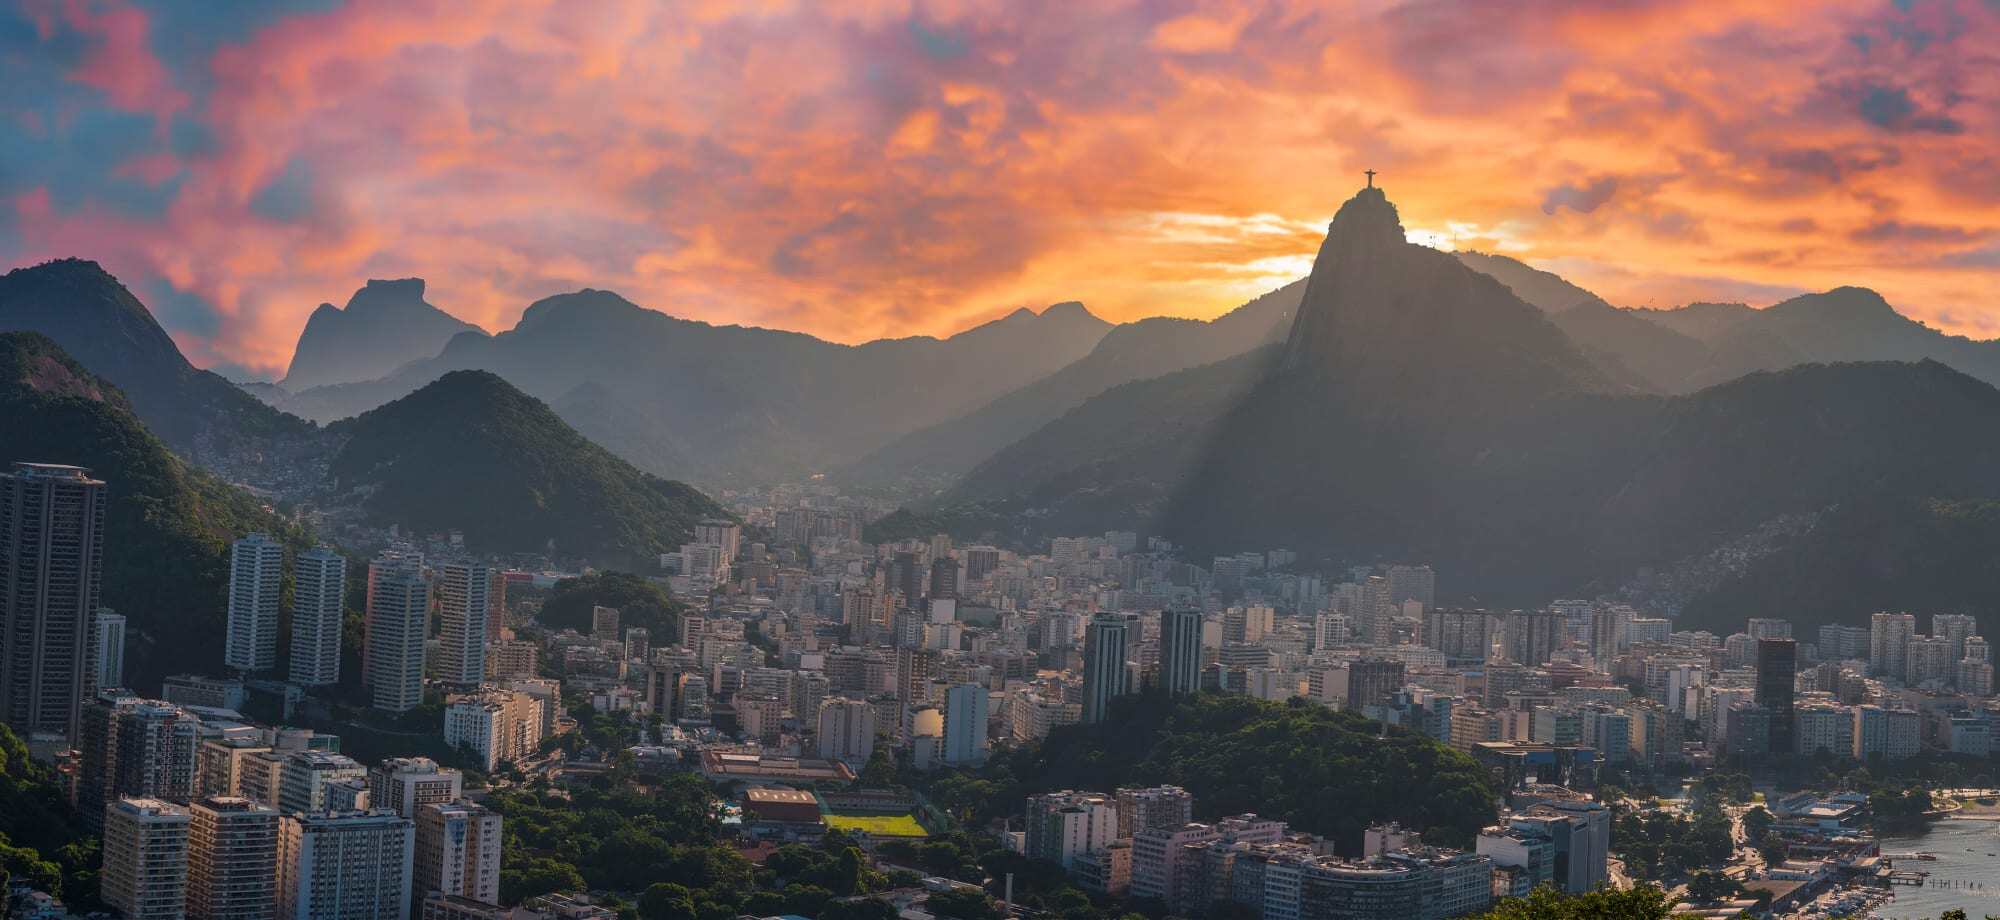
left=1340, top=659, right=1408, bottom=714
left=1933, top=614, right=1979, bottom=663
left=102, top=797, right=190, bottom=920
left=815, top=697, right=876, bottom=766
left=225, top=534, right=285, bottom=673
left=484, top=571, right=508, bottom=643
left=436, top=562, right=495, bottom=687
left=1817, top=625, right=1869, bottom=661
left=278, top=810, right=415, bottom=920
left=1503, top=610, right=1559, bottom=666
left=943, top=683, right=990, bottom=766
left=368, top=758, right=465, bottom=820
left=928, top=557, right=959, bottom=600
left=279, top=751, right=367, bottom=815
left=1745, top=618, right=1792, bottom=640
left=1360, top=576, right=1393, bottom=645
left=1024, top=791, right=1118, bottom=870
left=0, top=462, right=108, bottom=745
left=290, top=547, right=347, bottom=687
left=1158, top=607, right=1204, bottom=696
left=1385, top=564, right=1436, bottom=609
left=1423, top=608, right=1491, bottom=666
left=78, top=692, right=200, bottom=827
left=1114, top=786, right=1193, bottom=838
left=1754, top=639, right=1797, bottom=754
left=442, top=690, right=543, bottom=772
left=1905, top=637, right=1955, bottom=688
left=693, top=520, right=741, bottom=567
left=365, top=550, right=429, bottom=713
left=414, top=801, right=502, bottom=909
left=590, top=606, right=620, bottom=641
left=1081, top=615, right=1130, bottom=724
left=188, top=796, right=279, bottom=920
left=94, top=609, right=127, bottom=690
left=1869, top=612, right=1917, bottom=681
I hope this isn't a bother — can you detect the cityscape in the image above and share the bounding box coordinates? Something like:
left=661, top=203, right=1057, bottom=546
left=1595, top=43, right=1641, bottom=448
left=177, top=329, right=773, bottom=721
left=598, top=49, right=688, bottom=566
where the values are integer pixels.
left=4, top=4, right=2000, bottom=920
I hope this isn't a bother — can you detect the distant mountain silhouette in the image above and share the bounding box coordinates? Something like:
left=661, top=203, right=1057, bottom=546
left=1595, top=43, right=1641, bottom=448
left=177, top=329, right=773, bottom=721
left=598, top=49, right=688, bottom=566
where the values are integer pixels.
left=0, top=331, right=302, bottom=687
left=280, top=278, right=484, bottom=390
left=845, top=280, right=1304, bottom=490
left=1460, top=252, right=2000, bottom=395
left=278, top=290, right=1113, bottom=485
left=931, top=186, right=2000, bottom=601
left=0, top=260, right=314, bottom=482
left=324, top=370, right=722, bottom=564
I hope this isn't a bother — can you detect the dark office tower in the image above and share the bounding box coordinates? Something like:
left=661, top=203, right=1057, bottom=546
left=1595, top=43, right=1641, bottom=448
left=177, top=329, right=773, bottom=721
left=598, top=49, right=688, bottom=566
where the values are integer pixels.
left=1756, top=638, right=1798, bottom=754
left=965, top=546, right=1001, bottom=582
left=0, top=463, right=108, bottom=745
left=892, top=551, right=924, bottom=606
left=1158, top=607, right=1204, bottom=696
left=1081, top=614, right=1131, bottom=724
left=928, top=557, right=959, bottom=600
left=1503, top=609, right=1560, bottom=666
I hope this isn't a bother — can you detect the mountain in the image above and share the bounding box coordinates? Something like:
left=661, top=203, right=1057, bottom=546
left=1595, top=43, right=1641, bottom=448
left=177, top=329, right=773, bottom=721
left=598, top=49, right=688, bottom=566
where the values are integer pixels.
left=0, top=260, right=317, bottom=486
left=281, top=278, right=484, bottom=390
left=0, top=331, right=302, bottom=688
left=324, top=370, right=723, bottom=564
left=1672, top=287, right=2000, bottom=391
left=1629, top=301, right=1756, bottom=341
left=1548, top=298, right=1712, bottom=392
left=1452, top=250, right=1600, bottom=313
left=281, top=292, right=1113, bottom=486
left=929, top=185, right=2000, bottom=602
left=845, top=280, right=1304, bottom=490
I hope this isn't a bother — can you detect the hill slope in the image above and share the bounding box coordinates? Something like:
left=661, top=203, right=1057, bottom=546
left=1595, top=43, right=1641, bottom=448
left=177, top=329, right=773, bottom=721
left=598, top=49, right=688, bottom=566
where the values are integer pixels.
left=0, top=332, right=301, bottom=688
left=846, top=280, right=1304, bottom=490
left=0, top=260, right=316, bottom=484
left=281, top=278, right=485, bottom=390
left=325, top=370, right=723, bottom=563
left=281, top=292, right=1114, bottom=486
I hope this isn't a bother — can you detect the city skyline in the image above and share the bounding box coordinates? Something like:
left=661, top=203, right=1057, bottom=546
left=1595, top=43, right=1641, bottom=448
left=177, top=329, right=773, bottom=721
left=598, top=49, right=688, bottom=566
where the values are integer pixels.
left=1, top=1, right=1996, bottom=378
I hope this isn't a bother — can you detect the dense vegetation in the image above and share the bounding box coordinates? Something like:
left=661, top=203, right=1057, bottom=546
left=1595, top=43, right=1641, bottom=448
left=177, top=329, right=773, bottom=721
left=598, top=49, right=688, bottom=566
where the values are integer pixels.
left=0, top=726, right=99, bottom=906
left=326, top=370, right=723, bottom=566
left=1609, top=805, right=1732, bottom=880
left=486, top=776, right=910, bottom=920
left=928, top=691, right=1498, bottom=852
left=1470, top=886, right=1673, bottom=920
left=1681, top=496, right=2000, bottom=638
left=537, top=571, right=682, bottom=638
left=0, top=259, right=316, bottom=477
left=0, top=332, right=305, bottom=688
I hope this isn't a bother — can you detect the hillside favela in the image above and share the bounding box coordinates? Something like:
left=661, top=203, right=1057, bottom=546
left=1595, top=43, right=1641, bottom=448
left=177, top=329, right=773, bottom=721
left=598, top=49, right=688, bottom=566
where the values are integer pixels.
left=3, top=4, right=2000, bottom=920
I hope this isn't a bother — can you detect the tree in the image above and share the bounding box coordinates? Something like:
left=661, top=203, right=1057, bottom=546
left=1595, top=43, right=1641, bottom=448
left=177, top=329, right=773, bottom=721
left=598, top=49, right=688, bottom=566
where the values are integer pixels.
left=640, top=883, right=698, bottom=920
left=1473, top=886, right=1673, bottom=920
left=1686, top=871, right=1743, bottom=904
left=819, top=898, right=900, bottom=920
left=859, top=748, right=898, bottom=787
left=926, top=889, right=1001, bottom=920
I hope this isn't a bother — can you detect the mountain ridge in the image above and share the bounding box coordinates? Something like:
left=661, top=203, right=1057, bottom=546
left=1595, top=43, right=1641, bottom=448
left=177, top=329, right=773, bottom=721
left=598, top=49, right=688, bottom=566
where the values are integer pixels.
left=281, top=277, right=486, bottom=390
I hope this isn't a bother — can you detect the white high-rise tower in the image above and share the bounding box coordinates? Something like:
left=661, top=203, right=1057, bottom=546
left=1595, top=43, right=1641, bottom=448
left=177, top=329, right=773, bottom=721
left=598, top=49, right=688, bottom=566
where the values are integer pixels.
left=290, top=547, right=347, bottom=686
left=225, top=534, right=285, bottom=673
left=436, top=562, right=494, bottom=686
left=364, top=550, right=428, bottom=713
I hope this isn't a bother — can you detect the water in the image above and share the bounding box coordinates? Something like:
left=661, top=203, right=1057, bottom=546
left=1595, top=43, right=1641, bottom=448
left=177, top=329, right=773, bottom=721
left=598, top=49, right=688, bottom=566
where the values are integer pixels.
left=1877, top=820, right=2000, bottom=918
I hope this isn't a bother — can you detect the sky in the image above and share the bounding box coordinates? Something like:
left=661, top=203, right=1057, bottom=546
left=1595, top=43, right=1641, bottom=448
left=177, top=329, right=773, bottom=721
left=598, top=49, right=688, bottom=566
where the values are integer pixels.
left=2, top=0, right=1996, bottom=380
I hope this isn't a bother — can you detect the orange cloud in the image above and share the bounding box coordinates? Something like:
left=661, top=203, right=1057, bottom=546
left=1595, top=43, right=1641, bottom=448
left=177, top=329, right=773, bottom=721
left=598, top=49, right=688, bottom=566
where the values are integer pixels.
left=1, top=0, right=1995, bottom=377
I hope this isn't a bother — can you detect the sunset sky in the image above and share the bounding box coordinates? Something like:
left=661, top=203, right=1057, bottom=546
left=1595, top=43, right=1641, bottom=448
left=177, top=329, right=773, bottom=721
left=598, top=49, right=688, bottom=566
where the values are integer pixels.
left=2, top=0, right=1996, bottom=380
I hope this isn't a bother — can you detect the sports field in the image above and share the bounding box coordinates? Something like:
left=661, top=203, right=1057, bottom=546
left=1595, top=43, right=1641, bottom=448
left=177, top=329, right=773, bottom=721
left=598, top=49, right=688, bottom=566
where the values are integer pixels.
left=823, top=812, right=928, bottom=837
